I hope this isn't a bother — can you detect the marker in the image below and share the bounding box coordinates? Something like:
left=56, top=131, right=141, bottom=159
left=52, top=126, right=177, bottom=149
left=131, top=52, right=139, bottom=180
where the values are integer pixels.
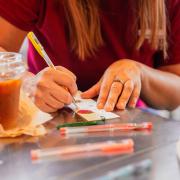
left=96, top=159, right=152, bottom=180
left=59, top=122, right=153, bottom=135
left=27, top=31, right=78, bottom=108
left=31, top=139, right=134, bottom=160
left=56, top=120, right=105, bottom=129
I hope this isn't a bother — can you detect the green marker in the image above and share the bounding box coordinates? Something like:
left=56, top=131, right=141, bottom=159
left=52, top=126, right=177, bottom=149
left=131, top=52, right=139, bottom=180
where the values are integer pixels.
left=56, top=120, right=105, bottom=129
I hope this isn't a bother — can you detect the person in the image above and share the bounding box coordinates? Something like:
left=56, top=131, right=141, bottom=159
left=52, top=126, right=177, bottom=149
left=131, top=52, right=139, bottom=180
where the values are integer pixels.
left=0, top=0, right=179, bottom=113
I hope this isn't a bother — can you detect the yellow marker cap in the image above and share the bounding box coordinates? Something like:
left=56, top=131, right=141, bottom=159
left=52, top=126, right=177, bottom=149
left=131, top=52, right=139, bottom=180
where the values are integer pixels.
left=27, top=32, right=44, bottom=58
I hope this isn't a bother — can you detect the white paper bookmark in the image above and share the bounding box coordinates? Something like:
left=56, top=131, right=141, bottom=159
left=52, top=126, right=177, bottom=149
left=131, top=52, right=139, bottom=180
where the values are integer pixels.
left=69, top=92, right=119, bottom=121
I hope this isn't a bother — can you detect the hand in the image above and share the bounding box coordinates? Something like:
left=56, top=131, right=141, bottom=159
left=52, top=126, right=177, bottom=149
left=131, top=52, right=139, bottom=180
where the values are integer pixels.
left=81, top=60, right=142, bottom=111
left=0, top=46, right=6, bottom=51
left=26, top=66, right=78, bottom=113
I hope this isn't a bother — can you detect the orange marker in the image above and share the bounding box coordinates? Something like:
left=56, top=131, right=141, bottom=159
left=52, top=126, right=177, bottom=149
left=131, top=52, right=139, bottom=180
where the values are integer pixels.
left=60, top=122, right=153, bottom=135
left=31, top=139, right=134, bottom=160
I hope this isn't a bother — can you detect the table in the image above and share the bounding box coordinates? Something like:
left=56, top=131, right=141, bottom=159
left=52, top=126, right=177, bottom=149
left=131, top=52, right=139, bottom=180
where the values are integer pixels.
left=0, top=108, right=180, bottom=180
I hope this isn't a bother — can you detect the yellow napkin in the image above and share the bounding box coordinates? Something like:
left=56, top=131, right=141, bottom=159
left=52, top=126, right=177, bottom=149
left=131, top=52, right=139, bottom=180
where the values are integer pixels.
left=0, top=92, right=53, bottom=138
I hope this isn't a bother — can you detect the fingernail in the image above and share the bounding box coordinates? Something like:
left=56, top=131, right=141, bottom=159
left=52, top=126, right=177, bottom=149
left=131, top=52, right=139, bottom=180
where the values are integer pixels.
left=104, top=104, right=113, bottom=112
left=129, top=100, right=137, bottom=108
left=117, top=103, right=125, bottom=109
left=80, top=93, right=85, bottom=98
left=129, top=103, right=136, bottom=108
left=97, top=102, right=104, bottom=109
left=105, top=106, right=113, bottom=112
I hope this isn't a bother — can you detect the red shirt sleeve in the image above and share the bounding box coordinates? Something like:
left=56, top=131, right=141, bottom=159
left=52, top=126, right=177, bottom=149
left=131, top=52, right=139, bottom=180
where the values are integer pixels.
left=167, top=0, right=180, bottom=65
left=0, top=0, right=43, bottom=31
left=154, top=0, right=180, bottom=67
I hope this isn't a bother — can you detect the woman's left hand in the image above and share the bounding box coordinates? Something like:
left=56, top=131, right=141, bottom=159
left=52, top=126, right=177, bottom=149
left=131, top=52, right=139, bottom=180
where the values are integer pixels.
left=81, top=60, right=142, bottom=111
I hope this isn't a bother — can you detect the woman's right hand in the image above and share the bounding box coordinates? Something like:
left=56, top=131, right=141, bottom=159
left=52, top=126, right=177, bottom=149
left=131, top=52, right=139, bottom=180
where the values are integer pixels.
left=28, top=66, right=78, bottom=113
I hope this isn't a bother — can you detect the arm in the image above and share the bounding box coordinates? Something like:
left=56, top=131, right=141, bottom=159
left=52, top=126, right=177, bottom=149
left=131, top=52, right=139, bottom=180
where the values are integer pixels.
left=140, top=64, right=180, bottom=110
left=82, top=60, right=180, bottom=111
left=0, top=17, right=77, bottom=113
left=0, top=46, right=6, bottom=51
left=0, top=17, right=27, bottom=52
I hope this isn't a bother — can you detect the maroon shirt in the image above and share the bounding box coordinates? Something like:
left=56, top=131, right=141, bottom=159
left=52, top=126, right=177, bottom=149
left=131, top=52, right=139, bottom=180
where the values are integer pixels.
left=0, top=0, right=179, bottom=91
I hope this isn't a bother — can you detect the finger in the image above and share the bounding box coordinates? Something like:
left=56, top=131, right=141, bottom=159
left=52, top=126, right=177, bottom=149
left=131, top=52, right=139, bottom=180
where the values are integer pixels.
left=33, top=91, right=58, bottom=112
left=97, top=75, right=114, bottom=109
left=52, top=70, right=78, bottom=95
left=104, top=81, right=123, bottom=111
left=81, top=82, right=100, bottom=99
left=0, top=46, right=6, bottom=52
left=56, top=66, right=77, bottom=81
left=37, top=80, right=73, bottom=105
left=116, top=80, right=134, bottom=110
left=128, top=84, right=141, bottom=108
left=50, top=83, right=73, bottom=104
left=35, top=99, right=57, bottom=113
left=42, top=102, right=57, bottom=113
left=44, top=94, right=64, bottom=109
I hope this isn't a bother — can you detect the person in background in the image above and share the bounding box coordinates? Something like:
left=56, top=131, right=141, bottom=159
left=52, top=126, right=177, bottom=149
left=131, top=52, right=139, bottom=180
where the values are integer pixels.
left=0, top=0, right=179, bottom=113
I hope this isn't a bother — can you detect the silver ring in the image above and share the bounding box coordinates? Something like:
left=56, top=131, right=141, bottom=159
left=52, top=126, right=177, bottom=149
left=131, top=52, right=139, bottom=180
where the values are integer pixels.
left=113, top=79, right=124, bottom=85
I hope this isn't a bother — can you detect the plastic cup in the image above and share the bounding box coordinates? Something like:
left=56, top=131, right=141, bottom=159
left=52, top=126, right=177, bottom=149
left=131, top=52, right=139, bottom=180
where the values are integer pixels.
left=0, top=52, right=26, bottom=130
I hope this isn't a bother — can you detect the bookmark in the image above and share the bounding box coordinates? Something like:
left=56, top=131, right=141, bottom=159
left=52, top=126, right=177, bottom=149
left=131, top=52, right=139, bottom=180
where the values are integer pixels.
left=69, top=92, right=119, bottom=121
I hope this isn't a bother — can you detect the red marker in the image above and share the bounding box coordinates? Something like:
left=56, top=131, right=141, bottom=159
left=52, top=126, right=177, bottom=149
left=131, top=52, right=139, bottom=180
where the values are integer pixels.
left=31, top=139, right=134, bottom=160
left=60, top=122, right=153, bottom=135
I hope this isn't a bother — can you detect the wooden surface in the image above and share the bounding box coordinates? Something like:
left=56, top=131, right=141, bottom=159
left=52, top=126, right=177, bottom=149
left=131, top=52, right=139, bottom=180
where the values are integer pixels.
left=0, top=108, right=180, bottom=180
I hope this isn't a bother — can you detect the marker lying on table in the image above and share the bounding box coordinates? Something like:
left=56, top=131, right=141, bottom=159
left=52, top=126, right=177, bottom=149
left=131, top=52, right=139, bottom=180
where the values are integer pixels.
left=56, top=120, right=105, bottom=129
left=96, top=159, right=152, bottom=180
left=27, top=31, right=78, bottom=108
left=60, top=122, right=153, bottom=135
left=31, top=139, right=134, bottom=160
